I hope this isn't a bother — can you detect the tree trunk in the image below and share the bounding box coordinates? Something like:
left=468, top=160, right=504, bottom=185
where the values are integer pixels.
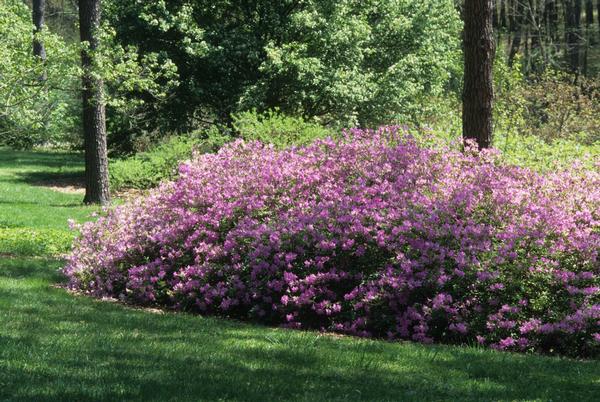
left=524, top=26, right=531, bottom=71
left=508, top=0, right=525, bottom=65
left=564, top=0, right=582, bottom=74
left=500, top=0, right=507, bottom=28
left=544, top=0, right=559, bottom=42
left=585, top=0, right=596, bottom=45
left=508, top=0, right=516, bottom=30
left=528, top=0, right=544, bottom=72
left=463, top=0, right=495, bottom=149
left=32, top=0, right=47, bottom=82
left=79, top=0, right=110, bottom=205
left=493, top=0, right=499, bottom=28
left=598, top=0, right=600, bottom=35
left=585, top=0, right=594, bottom=26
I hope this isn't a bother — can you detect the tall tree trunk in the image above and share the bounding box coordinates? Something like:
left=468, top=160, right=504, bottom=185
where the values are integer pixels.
left=463, top=0, right=495, bottom=149
left=508, top=0, right=516, bottom=30
left=493, top=0, right=499, bottom=28
left=524, top=26, right=531, bottom=71
left=585, top=0, right=595, bottom=45
left=528, top=0, right=543, bottom=71
left=544, top=0, right=559, bottom=42
left=79, top=0, right=110, bottom=205
left=585, top=0, right=594, bottom=25
left=598, top=0, right=600, bottom=35
left=32, top=0, right=47, bottom=82
left=500, top=0, right=508, bottom=28
left=564, top=0, right=583, bottom=74
left=508, top=0, right=525, bottom=65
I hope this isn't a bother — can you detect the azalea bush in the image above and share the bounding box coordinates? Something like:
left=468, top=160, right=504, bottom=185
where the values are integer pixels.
left=65, top=127, right=599, bottom=357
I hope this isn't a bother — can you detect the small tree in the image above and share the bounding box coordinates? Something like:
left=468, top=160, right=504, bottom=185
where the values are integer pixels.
left=79, top=0, right=110, bottom=205
left=462, top=0, right=495, bottom=149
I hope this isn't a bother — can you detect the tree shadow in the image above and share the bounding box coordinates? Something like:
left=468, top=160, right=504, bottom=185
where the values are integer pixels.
left=0, top=148, right=84, bottom=169
left=13, top=170, right=85, bottom=191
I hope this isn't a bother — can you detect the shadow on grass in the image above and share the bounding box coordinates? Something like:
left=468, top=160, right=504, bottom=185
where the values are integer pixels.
left=1, top=258, right=598, bottom=402
left=0, top=148, right=84, bottom=190
left=0, top=198, right=84, bottom=208
left=13, top=171, right=84, bottom=190
left=0, top=148, right=84, bottom=169
left=0, top=257, right=64, bottom=282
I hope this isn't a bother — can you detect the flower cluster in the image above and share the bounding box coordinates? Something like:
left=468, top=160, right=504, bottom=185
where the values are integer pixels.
left=64, top=127, right=600, bottom=357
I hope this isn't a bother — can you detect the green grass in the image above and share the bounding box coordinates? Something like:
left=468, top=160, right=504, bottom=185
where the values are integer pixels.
left=0, top=149, right=92, bottom=229
left=0, top=148, right=94, bottom=256
left=1, top=148, right=599, bottom=401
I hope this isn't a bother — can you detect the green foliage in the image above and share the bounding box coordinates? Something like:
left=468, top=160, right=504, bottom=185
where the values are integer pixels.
left=420, top=55, right=600, bottom=172
left=414, top=125, right=599, bottom=174
left=493, top=56, right=527, bottom=141
left=109, top=132, right=227, bottom=190
left=105, top=0, right=461, bottom=135
left=0, top=0, right=80, bottom=148
left=0, top=0, right=179, bottom=151
left=492, top=58, right=600, bottom=170
left=493, top=56, right=600, bottom=146
left=0, top=227, right=73, bottom=256
left=232, top=109, right=333, bottom=148
left=111, top=110, right=336, bottom=191
left=498, top=135, right=600, bottom=172
left=521, top=72, right=600, bottom=145
left=99, top=23, right=181, bottom=153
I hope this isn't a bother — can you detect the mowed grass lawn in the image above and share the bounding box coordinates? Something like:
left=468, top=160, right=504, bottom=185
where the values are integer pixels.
left=0, top=149, right=598, bottom=402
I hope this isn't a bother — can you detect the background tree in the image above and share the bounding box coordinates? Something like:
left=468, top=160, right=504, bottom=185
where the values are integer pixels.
left=103, top=0, right=461, bottom=147
left=1, top=0, right=79, bottom=149
left=79, top=0, right=110, bottom=205
left=507, top=0, right=525, bottom=66
left=32, top=0, right=47, bottom=81
left=463, top=0, right=495, bottom=149
left=564, top=0, right=583, bottom=74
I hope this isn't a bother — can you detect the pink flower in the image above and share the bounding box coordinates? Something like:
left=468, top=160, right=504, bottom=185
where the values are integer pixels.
left=63, top=127, right=600, bottom=358
left=449, top=322, right=468, bottom=334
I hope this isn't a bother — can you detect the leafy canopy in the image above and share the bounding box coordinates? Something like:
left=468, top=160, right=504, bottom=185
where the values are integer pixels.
left=105, top=0, right=461, bottom=132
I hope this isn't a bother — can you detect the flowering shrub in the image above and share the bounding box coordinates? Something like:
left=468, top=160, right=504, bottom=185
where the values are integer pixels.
left=64, top=127, right=600, bottom=357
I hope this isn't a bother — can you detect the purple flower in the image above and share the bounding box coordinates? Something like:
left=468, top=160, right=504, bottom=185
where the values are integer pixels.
left=449, top=322, right=468, bottom=334
left=63, top=127, right=600, bottom=358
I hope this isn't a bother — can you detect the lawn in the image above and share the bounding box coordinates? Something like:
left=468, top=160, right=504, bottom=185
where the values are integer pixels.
left=0, top=148, right=598, bottom=401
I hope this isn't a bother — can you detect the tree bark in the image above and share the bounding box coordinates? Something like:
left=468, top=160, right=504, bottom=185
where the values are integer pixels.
left=79, top=0, right=110, bottom=205
left=32, top=0, right=47, bottom=82
left=598, top=0, right=600, bottom=34
left=508, top=0, right=525, bottom=66
left=585, top=0, right=594, bottom=25
left=493, top=0, right=499, bottom=28
left=564, top=0, right=582, bottom=74
left=463, top=0, right=495, bottom=149
left=585, top=0, right=596, bottom=45
left=544, top=0, right=559, bottom=42
left=528, top=0, right=543, bottom=72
